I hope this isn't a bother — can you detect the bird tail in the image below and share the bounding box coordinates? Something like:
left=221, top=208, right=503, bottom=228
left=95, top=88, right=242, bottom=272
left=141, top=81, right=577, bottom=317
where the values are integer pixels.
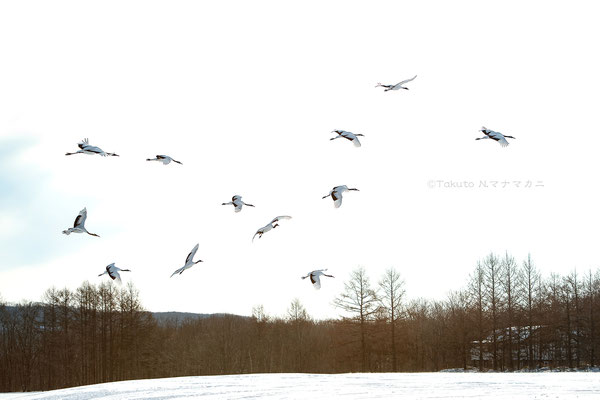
left=62, top=230, right=71, bottom=235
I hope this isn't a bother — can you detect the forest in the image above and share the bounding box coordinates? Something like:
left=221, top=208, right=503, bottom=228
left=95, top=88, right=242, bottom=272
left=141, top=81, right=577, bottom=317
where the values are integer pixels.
left=1, top=252, right=598, bottom=392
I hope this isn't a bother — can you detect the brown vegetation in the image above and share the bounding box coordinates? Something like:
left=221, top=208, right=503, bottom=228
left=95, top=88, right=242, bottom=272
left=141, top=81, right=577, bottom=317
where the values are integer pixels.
left=1, top=253, right=599, bottom=392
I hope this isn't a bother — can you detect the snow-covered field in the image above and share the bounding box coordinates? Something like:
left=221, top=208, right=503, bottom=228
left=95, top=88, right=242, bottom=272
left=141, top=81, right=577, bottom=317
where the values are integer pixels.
left=2, top=373, right=599, bottom=400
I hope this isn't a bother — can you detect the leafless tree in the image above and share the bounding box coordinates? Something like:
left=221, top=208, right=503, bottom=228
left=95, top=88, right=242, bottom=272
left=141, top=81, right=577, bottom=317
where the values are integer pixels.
left=565, top=269, right=582, bottom=368
left=286, top=298, right=311, bottom=371
left=446, top=290, right=471, bottom=370
left=520, top=254, right=541, bottom=369
left=334, top=267, right=378, bottom=371
left=483, top=253, right=503, bottom=370
left=584, top=269, right=599, bottom=367
left=501, top=252, right=520, bottom=370
left=378, top=268, right=405, bottom=371
left=468, top=261, right=486, bottom=370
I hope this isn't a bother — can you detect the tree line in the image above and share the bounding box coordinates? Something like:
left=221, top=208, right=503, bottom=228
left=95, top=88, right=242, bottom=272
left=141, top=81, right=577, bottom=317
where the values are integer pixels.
left=1, top=252, right=599, bottom=392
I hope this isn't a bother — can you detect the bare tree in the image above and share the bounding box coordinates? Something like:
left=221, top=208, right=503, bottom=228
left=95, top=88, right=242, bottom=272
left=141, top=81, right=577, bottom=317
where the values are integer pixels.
left=378, top=268, right=405, bottom=371
left=521, top=254, right=541, bottom=369
left=468, top=261, right=486, bottom=370
left=584, top=269, right=598, bottom=367
left=501, top=252, right=520, bottom=370
left=565, top=269, right=582, bottom=368
left=286, top=298, right=310, bottom=371
left=546, top=273, right=563, bottom=368
left=447, top=290, right=471, bottom=370
left=287, top=299, right=309, bottom=323
left=334, top=267, right=378, bottom=371
left=483, top=253, right=503, bottom=370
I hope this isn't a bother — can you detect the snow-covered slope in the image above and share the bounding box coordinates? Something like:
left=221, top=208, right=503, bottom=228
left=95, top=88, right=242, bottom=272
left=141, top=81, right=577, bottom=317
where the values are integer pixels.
left=2, top=372, right=599, bottom=399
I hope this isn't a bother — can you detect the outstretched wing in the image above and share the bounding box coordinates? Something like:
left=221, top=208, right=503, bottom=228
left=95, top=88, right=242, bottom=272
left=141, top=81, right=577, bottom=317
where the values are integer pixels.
left=331, top=190, right=343, bottom=208
left=342, top=132, right=361, bottom=147
left=233, top=201, right=243, bottom=212
left=170, top=266, right=185, bottom=278
left=77, top=138, right=89, bottom=149
left=397, top=75, right=417, bottom=86
left=74, top=208, right=87, bottom=227
left=271, top=215, right=292, bottom=224
left=109, top=270, right=122, bottom=284
left=497, top=136, right=509, bottom=147
left=484, top=129, right=509, bottom=146
left=311, top=273, right=322, bottom=289
left=185, top=243, right=200, bottom=264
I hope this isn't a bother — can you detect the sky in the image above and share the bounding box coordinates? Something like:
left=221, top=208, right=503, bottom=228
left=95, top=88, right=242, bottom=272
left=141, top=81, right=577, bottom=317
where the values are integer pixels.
left=1, top=0, right=600, bottom=320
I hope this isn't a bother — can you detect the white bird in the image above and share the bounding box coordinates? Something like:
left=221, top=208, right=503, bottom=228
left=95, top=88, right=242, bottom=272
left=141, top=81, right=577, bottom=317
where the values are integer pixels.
left=322, top=185, right=359, bottom=208
left=476, top=126, right=516, bottom=147
left=65, top=138, right=119, bottom=157
left=330, top=130, right=364, bottom=147
left=252, top=216, right=292, bottom=242
left=170, top=243, right=203, bottom=277
left=222, top=195, right=255, bottom=213
left=146, top=155, right=182, bottom=165
left=99, top=263, right=131, bottom=284
left=62, top=208, right=100, bottom=237
left=301, top=269, right=334, bottom=290
left=375, top=75, right=417, bottom=91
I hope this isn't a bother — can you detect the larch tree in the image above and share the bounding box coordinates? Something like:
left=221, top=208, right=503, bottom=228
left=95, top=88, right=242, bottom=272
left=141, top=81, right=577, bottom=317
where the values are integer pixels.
left=520, top=254, right=541, bottom=369
left=286, top=298, right=310, bottom=371
left=468, top=261, right=486, bottom=370
left=483, top=253, right=503, bottom=370
left=501, top=252, right=520, bottom=370
left=334, top=266, right=378, bottom=372
left=378, top=267, right=405, bottom=371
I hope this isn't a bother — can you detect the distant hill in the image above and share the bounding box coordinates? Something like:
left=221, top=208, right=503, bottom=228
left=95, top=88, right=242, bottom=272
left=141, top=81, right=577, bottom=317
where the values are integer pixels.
left=150, top=311, right=248, bottom=325
left=1, top=305, right=247, bottom=326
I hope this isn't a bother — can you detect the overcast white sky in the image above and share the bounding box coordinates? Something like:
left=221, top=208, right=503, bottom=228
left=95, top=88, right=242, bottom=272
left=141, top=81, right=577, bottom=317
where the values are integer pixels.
left=1, top=0, right=600, bottom=320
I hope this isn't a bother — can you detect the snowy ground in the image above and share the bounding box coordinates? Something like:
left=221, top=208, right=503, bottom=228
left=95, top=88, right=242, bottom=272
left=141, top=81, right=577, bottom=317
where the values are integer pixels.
left=1, top=372, right=599, bottom=400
